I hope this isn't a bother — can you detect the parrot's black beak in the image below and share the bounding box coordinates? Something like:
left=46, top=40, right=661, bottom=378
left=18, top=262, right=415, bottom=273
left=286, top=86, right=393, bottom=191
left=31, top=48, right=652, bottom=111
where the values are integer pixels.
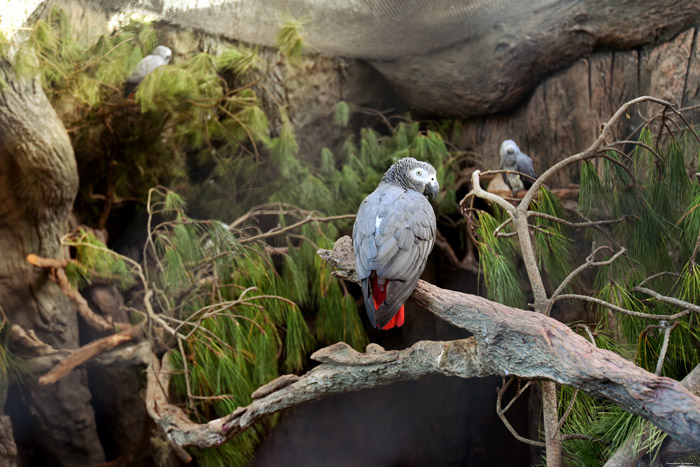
left=424, top=180, right=439, bottom=200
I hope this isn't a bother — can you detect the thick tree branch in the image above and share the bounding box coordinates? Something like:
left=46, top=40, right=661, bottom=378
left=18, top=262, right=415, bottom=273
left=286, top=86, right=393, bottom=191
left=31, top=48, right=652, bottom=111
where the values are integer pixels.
left=143, top=236, right=700, bottom=452
left=146, top=339, right=487, bottom=448
left=320, top=236, right=700, bottom=450
left=604, top=363, right=700, bottom=467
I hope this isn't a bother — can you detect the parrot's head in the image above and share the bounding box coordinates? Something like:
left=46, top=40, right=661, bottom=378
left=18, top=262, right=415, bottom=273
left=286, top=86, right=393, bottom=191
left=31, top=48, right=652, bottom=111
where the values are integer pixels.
left=153, top=45, right=173, bottom=64
left=383, top=157, right=439, bottom=200
left=499, top=139, right=520, bottom=165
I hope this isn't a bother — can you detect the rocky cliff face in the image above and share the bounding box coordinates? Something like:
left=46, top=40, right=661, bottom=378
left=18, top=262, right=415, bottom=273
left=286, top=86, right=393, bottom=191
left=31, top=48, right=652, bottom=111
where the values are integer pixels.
left=461, top=26, right=700, bottom=186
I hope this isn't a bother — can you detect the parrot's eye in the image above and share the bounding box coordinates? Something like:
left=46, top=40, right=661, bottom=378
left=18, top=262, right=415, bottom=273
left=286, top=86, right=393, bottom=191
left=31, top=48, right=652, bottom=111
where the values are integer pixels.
left=416, top=170, right=422, bottom=176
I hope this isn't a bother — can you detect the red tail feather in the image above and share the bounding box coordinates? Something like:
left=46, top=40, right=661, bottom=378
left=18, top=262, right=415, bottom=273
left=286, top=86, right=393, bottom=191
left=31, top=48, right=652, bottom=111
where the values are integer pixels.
left=370, top=276, right=405, bottom=330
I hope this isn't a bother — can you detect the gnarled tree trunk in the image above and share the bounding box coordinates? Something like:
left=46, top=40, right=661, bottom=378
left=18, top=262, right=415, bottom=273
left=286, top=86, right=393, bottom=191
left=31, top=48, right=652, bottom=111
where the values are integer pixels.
left=0, top=60, right=104, bottom=465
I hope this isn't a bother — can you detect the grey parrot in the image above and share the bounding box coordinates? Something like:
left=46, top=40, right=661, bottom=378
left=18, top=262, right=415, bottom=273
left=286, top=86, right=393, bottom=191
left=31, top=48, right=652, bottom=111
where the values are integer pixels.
left=499, top=139, right=536, bottom=191
left=352, top=157, right=438, bottom=329
left=124, top=45, right=172, bottom=98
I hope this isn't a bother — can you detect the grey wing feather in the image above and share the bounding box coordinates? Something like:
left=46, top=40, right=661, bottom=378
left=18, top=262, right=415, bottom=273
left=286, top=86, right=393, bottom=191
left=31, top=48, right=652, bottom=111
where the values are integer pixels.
left=516, top=152, right=536, bottom=188
left=500, top=158, right=512, bottom=189
left=353, top=190, right=384, bottom=327
left=352, top=185, right=436, bottom=328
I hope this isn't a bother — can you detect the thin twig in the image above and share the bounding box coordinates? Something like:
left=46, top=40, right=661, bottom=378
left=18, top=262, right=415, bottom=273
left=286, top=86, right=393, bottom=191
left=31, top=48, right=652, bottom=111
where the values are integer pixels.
left=239, top=213, right=356, bottom=244
left=496, top=377, right=546, bottom=448
left=574, top=324, right=597, bottom=346
left=655, top=322, right=674, bottom=376
left=554, top=294, right=691, bottom=320
left=546, top=246, right=626, bottom=314
left=555, top=388, right=579, bottom=433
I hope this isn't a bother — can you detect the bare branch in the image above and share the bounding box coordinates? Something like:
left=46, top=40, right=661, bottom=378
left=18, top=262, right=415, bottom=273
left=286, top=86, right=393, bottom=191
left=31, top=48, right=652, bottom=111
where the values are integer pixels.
left=496, top=378, right=545, bottom=447
left=470, top=170, right=516, bottom=214
left=554, top=293, right=692, bottom=320
left=555, top=388, right=579, bottom=433
left=574, top=324, right=597, bottom=346
left=26, top=253, right=113, bottom=333
left=39, top=325, right=142, bottom=385
left=239, top=213, right=356, bottom=245
left=527, top=212, right=636, bottom=230
left=655, top=322, right=674, bottom=376
left=633, top=285, right=700, bottom=315
left=605, top=140, right=663, bottom=165
left=9, top=323, right=151, bottom=374
left=546, top=246, right=627, bottom=314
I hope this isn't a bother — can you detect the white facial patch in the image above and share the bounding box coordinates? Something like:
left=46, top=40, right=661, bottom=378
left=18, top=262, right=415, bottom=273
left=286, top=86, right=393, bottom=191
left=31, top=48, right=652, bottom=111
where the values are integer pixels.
left=410, top=166, right=437, bottom=184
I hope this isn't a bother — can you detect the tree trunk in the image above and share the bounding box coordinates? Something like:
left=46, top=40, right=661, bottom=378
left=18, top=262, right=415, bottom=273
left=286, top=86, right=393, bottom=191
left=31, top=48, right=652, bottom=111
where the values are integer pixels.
left=0, top=60, right=104, bottom=465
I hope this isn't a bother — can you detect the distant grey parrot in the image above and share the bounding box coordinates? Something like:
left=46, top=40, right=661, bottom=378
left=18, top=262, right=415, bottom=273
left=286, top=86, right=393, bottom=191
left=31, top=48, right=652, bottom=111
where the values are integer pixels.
left=499, top=139, right=536, bottom=191
left=352, top=157, right=438, bottom=330
left=124, top=45, right=172, bottom=98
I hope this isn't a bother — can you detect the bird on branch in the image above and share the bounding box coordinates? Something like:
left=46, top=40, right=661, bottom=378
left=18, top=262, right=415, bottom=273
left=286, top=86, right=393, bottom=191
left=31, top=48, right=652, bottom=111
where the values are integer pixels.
left=499, top=139, right=536, bottom=192
left=352, top=157, right=438, bottom=330
left=124, top=45, right=172, bottom=98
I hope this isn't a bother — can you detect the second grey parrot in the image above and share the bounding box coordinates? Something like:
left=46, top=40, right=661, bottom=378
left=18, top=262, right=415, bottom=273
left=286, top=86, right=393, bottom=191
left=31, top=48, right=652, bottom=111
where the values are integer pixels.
left=499, top=139, right=536, bottom=191
left=124, top=45, right=172, bottom=98
left=352, top=157, right=438, bottom=330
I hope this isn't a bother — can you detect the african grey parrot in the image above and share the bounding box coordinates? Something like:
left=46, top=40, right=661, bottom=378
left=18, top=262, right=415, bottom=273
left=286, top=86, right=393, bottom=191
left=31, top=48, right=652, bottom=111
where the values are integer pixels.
left=352, top=157, right=439, bottom=330
left=124, top=45, right=172, bottom=98
left=499, top=139, right=536, bottom=191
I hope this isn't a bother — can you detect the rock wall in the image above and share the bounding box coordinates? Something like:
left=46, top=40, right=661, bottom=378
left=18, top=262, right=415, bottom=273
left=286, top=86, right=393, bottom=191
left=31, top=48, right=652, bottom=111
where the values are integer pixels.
left=460, top=26, right=700, bottom=187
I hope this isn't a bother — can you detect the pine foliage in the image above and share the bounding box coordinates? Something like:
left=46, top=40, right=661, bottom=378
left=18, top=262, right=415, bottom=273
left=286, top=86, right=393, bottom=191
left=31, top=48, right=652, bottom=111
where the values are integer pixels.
left=475, top=126, right=700, bottom=465
left=5, top=9, right=473, bottom=465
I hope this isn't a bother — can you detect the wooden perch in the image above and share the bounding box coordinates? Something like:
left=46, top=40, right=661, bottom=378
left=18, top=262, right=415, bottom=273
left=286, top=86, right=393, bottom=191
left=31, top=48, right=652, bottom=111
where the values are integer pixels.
left=142, top=235, right=700, bottom=451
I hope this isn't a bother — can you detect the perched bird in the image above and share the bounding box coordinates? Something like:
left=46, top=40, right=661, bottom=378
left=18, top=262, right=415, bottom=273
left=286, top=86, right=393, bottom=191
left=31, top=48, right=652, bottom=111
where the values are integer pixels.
left=499, top=139, right=536, bottom=191
left=352, top=157, right=438, bottom=330
left=124, top=45, right=172, bottom=98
